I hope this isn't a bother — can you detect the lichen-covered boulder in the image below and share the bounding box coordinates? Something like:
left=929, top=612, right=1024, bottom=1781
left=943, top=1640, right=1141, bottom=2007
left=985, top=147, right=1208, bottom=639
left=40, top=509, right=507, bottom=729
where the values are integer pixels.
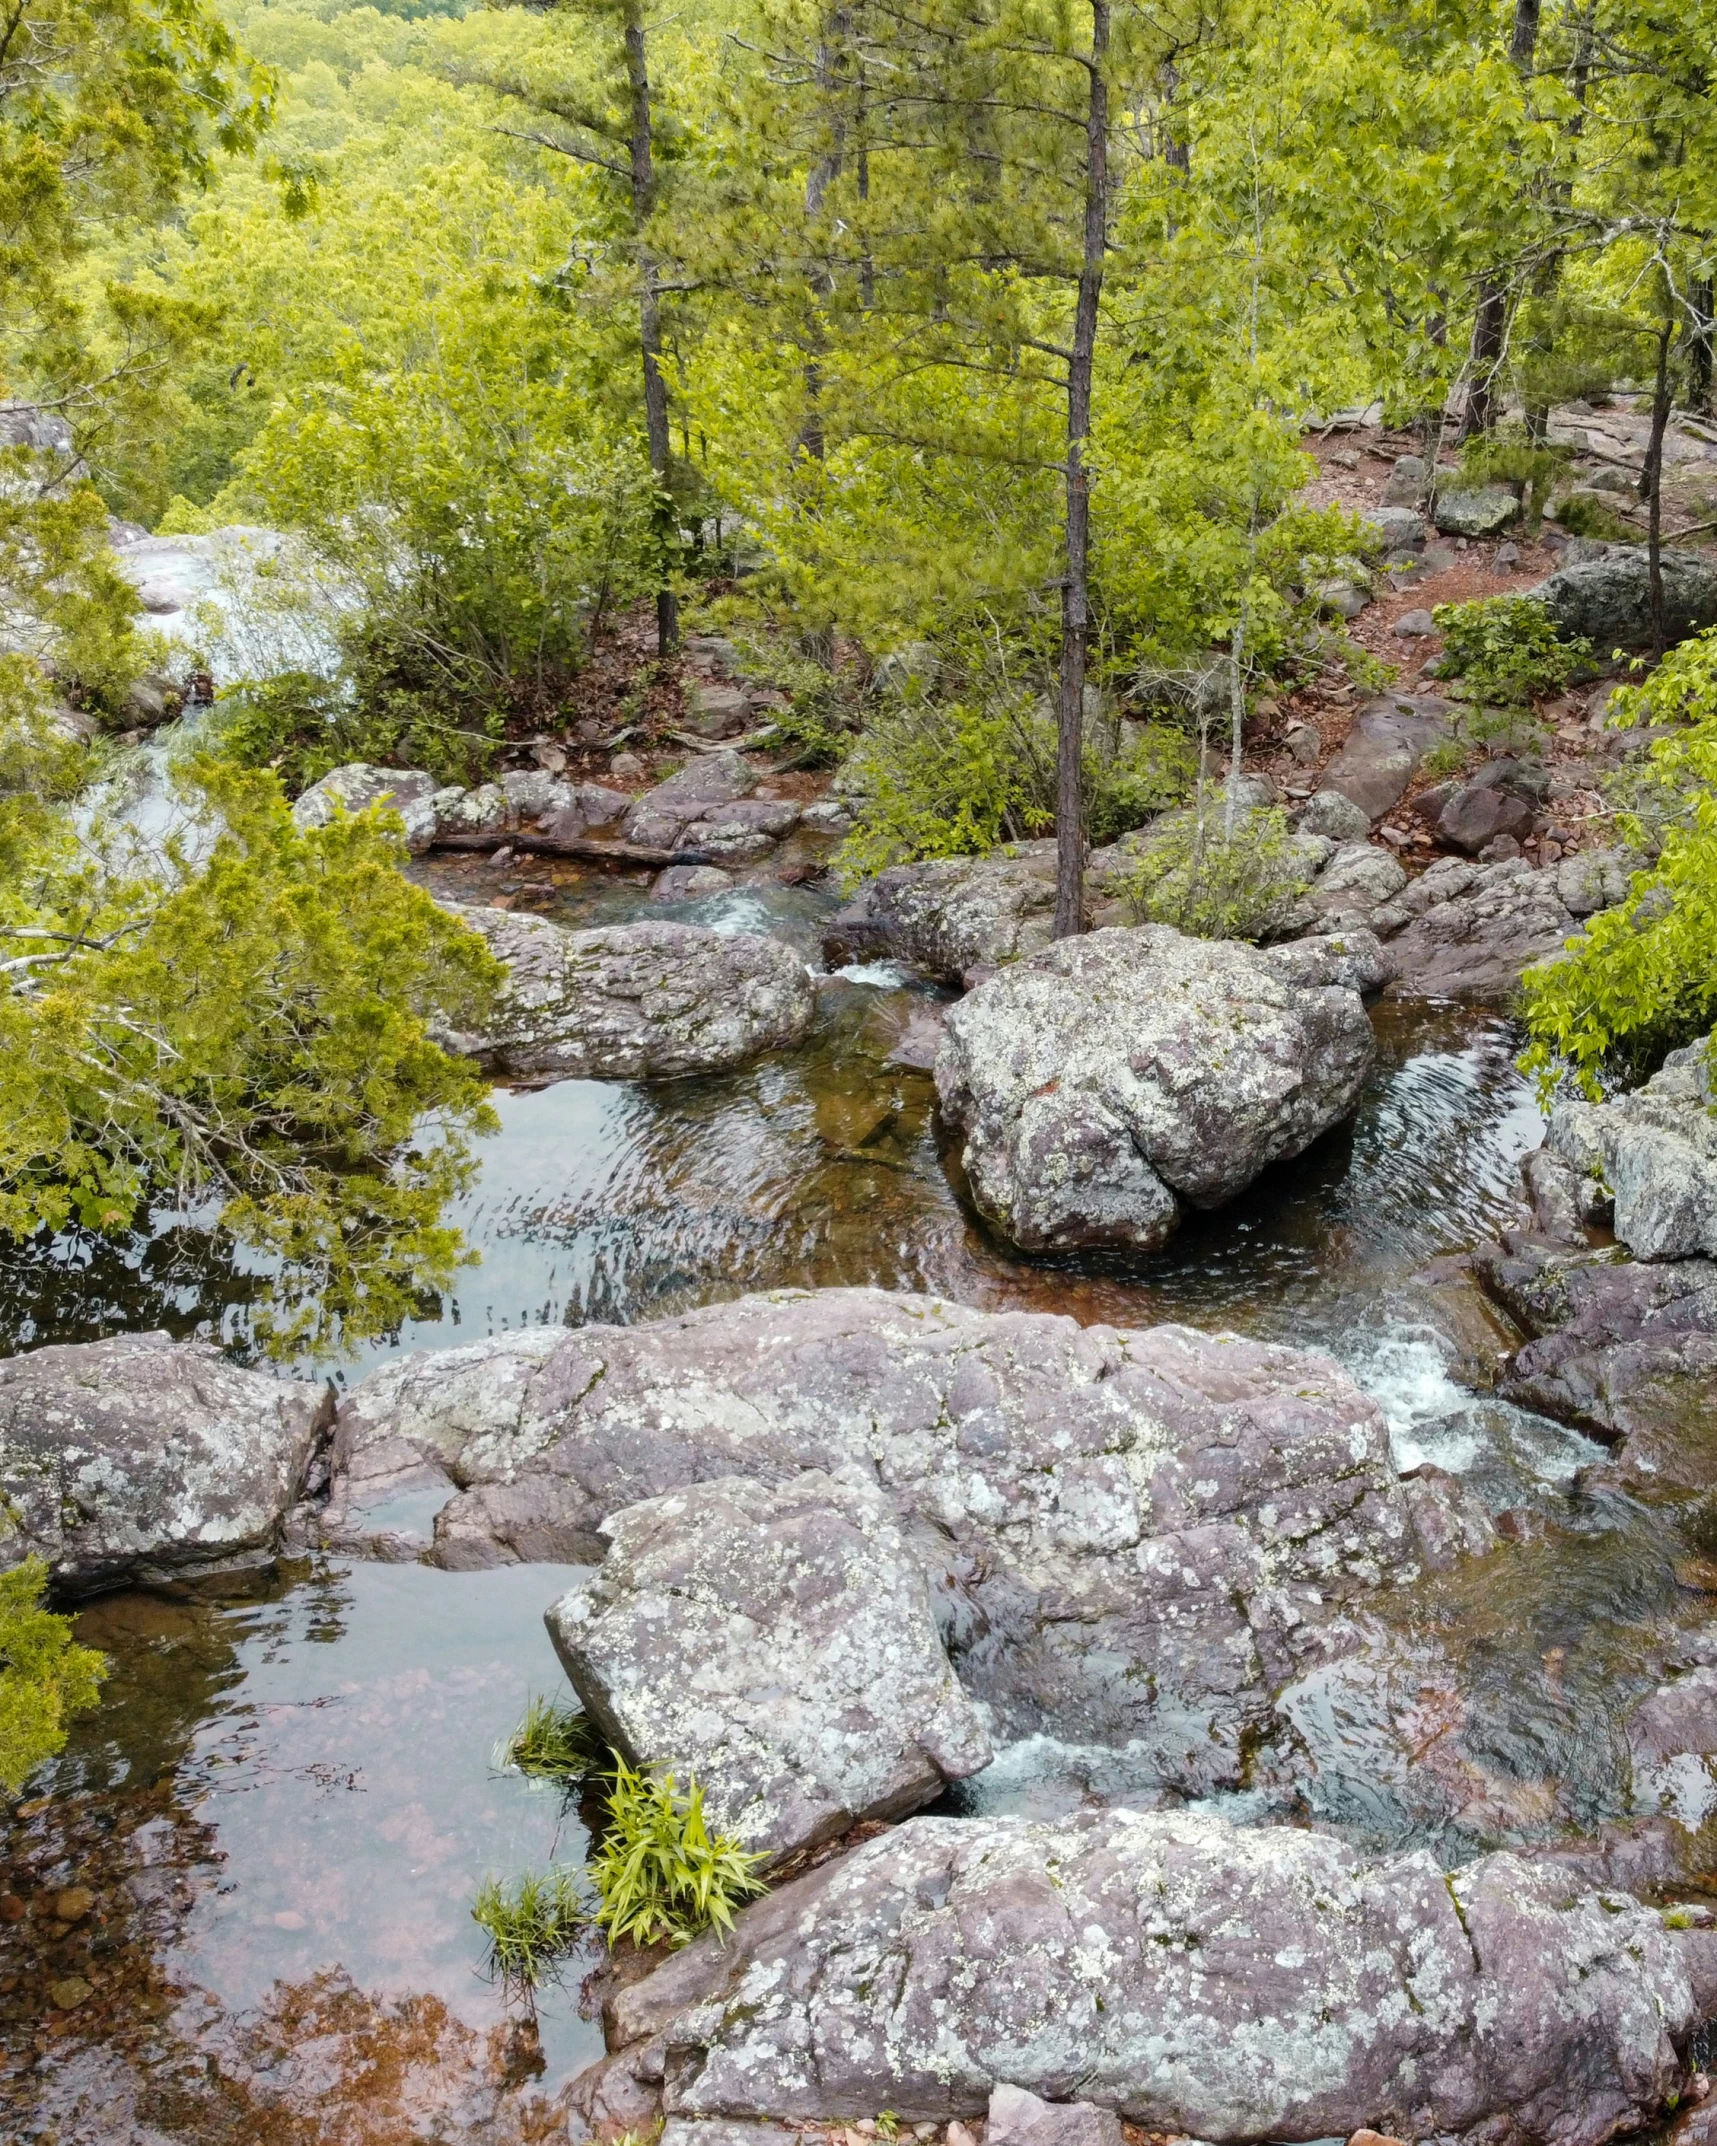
left=821, top=843, right=1061, bottom=985
left=932, top=926, right=1374, bottom=1254
left=1545, top=1036, right=1717, bottom=1261
left=610, top=1808, right=1712, bottom=2142
left=437, top=910, right=815, bottom=1079
left=0, top=1334, right=331, bottom=1592
left=290, top=764, right=438, bottom=851
left=1536, top=545, right=1717, bottom=650
left=621, top=753, right=758, bottom=850
left=327, top=1288, right=1467, bottom=1794
left=544, top=1471, right=992, bottom=1861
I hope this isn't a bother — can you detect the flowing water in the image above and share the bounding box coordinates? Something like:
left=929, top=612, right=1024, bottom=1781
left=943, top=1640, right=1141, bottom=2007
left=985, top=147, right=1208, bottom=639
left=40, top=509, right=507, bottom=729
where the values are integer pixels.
left=6, top=858, right=1715, bottom=2140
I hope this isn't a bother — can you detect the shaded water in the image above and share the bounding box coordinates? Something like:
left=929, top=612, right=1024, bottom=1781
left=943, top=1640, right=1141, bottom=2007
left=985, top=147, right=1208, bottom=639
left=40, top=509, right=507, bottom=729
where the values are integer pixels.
left=8, top=861, right=1717, bottom=2136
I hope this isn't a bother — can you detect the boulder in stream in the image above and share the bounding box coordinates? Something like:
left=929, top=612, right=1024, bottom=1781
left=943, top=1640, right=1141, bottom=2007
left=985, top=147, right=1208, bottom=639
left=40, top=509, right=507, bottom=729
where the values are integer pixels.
left=599, top=1806, right=1714, bottom=2143
left=0, top=1333, right=331, bottom=1592
left=437, top=910, right=816, bottom=1079
left=545, top=1471, right=992, bottom=1862
left=822, top=841, right=1061, bottom=985
left=328, top=1287, right=1472, bottom=1796
left=1544, top=1036, right=1717, bottom=1261
left=291, top=763, right=439, bottom=851
left=932, top=925, right=1375, bottom=1254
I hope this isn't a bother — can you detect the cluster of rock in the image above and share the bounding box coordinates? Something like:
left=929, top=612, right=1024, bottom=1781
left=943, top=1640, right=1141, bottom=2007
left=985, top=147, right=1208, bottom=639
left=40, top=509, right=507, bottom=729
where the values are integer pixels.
left=1474, top=1033, right=1717, bottom=1488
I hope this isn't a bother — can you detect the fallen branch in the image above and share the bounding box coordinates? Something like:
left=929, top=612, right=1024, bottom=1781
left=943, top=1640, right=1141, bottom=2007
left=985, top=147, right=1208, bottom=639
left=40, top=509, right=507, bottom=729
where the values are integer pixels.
left=663, top=725, right=782, bottom=756
left=430, top=831, right=717, bottom=867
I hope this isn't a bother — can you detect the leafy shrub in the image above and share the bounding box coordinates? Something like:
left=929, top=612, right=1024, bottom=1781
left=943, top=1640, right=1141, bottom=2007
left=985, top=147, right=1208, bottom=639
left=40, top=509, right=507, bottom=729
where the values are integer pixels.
left=472, top=1866, right=586, bottom=1990
left=505, top=1695, right=607, bottom=1780
left=210, top=661, right=503, bottom=796
left=1430, top=597, right=1591, bottom=706
left=1550, top=491, right=1634, bottom=543
left=834, top=698, right=1050, bottom=883
left=1520, top=628, right=1717, bottom=1096
left=1121, top=805, right=1313, bottom=942
left=0, top=1558, right=106, bottom=1794
left=1087, top=726, right=1196, bottom=843
left=590, top=1760, right=766, bottom=1949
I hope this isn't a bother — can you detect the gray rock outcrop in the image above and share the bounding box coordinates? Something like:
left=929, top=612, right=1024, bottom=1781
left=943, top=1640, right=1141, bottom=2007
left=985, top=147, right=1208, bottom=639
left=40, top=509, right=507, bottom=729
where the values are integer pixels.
left=1545, top=1037, right=1717, bottom=1260
left=1431, top=484, right=1520, bottom=537
left=291, top=763, right=439, bottom=851
left=822, top=842, right=1061, bottom=985
left=544, top=1471, right=992, bottom=1861
left=327, top=1287, right=1466, bottom=1788
left=933, top=926, right=1375, bottom=1253
left=438, top=910, right=816, bottom=1079
left=1537, top=546, right=1717, bottom=650
left=0, top=1334, right=331, bottom=1592
left=1369, top=856, right=1578, bottom=999
left=611, top=1808, right=1712, bottom=2143
left=621, top=754, right=781, bottom=854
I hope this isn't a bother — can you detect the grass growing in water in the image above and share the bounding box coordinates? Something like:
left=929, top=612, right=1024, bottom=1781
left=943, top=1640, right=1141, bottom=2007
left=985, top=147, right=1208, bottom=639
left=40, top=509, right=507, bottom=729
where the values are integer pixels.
left=471, top=1866, right=587, bottom=1989
left=592, top=1759, right=767, bottom=1948
left=505, top=1693, right=608, bottom=1779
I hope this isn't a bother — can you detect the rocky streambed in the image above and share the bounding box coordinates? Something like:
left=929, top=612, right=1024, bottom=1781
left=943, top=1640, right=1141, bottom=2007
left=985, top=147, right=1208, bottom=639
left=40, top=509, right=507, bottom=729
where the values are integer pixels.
left=7, top=867, right=1717, bottom=2146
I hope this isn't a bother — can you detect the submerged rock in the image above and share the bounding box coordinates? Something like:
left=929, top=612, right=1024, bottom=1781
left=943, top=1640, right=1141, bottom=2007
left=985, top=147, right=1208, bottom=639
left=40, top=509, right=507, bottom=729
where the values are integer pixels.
left=438, top=910, right=815, bottom=1079
left=544, top=1471, right=992, bottom=1861
left=1545, top=1037, right=1717, bottom=1260
left=606, top=1807, right=1711, bottom=2142
left=0, top=1334, right=331, bottom=1592
left=932, top=926, right=1375, bottom=1254
left=328, top=1287, right=1464, bottom=1791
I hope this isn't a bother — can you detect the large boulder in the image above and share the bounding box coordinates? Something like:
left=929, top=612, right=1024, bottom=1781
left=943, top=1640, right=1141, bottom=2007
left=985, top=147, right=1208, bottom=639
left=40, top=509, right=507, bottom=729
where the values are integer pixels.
left=610, top=1808, right=1713, bottom=2141
left=1545, top=1037, right=1717, bottom=1260
left=1536, top=545, right=1717, bottom=650
left=622, top=753, right=758, bottom=849
left=822, top=843, right=1060, bottom=985
left=1320, top=696, right=1452, bottom=820
left=1369, top=856, right=1578, bottom=999
left=1430, top=484, right=1521, bottom=537
left=326, top=1288, right=1462, bottom=1790
left=291, top=763, right=439, bottom=852
left=544, top=1471, right=992, bottom=1862
left=932, top=926, right=1375, bottom=1254
left=438, top=910, right=816, bottom=1079
left=0, top=1334, right=331, bottom=1593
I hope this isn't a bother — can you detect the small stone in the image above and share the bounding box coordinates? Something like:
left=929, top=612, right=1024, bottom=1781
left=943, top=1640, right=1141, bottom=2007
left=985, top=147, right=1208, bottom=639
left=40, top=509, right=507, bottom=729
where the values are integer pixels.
left=947, top=2127, right=979, bottom=2146
left=1349, top=2132, right=1410, bottom=2146
left=1392, top=609, right=1435, bottom=637
left=987, top=2085, right=1122, bottom=2146
left=1494, top=541, right=1521, bottom=572
left=48, top=1976, right=92, bottom=2011
left=53, top=1887, right=94, bottom=1924
left=531, top=740, right=568, bottom=774
left=0, top=1896, right=24, bottom=1924
left=1299, top=789, right=1373, bottom=842
left=1478, top=832, right=1523, bottom=862
left=610, top=751, right=646, bottom=781
left=1379, top=824, right=1409, bottom=848
left=1284, top=720, right=1322, bottom=767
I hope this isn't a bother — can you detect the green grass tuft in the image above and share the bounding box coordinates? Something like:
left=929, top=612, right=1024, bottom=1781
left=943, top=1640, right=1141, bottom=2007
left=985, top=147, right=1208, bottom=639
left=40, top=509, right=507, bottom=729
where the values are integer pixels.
left=505, top=1693, right=608, bottom=1779
left=591, top=1759, right=767, bottom=1950
left=471, top=1865, right=587, bottom=1989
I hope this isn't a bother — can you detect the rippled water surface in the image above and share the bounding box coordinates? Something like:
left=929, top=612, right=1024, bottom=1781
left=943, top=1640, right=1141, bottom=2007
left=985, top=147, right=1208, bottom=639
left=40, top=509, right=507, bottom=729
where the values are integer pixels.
left=8, top=862, right=1714, bottom=2139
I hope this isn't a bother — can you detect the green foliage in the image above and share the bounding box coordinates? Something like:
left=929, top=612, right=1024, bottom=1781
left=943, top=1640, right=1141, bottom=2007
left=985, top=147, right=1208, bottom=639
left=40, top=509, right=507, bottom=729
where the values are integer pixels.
left=505, top=1694, right=607, bottom=1780
left=208, top=664, right=500, bottom=794
left=471, top=1865, right=586, bottom=1990
left=0, top=761, right=503, bottom=1355
left=0, top=1557, right=106, bottom=1795
left=1086, top=726, right=1196, bottom=845
left=834, top=698, right=1050, bottom=884
left=1551, top=491, right=1635, bottom=544
left=1519, top=628, right=1717, bottom=1097
left=590, top=1760, right=765, bottom=1950
left=1430, top=597, right=1590, bottom=708
left=1121, top=804, right=1312, bottom=943
left=0, top=473, right=154, bottom=726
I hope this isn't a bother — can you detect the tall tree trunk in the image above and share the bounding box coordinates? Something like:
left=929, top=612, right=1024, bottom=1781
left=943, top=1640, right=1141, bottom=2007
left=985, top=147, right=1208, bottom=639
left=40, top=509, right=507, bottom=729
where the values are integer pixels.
left=1691, top=277, right=1715, bottom=417
left=1459, top=0, right=1543, bottom=443
left=626, top=5, right=678, bottom=655
left=1645, top=309, right=1674, bottom=660
left=1053, top=0, right=1109, bottom=942
left=795, top=13, right=848, bottom=670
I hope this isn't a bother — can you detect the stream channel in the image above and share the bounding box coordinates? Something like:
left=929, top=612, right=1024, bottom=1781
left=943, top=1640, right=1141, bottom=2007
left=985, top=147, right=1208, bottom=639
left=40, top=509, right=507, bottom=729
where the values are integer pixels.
left=4, top=856, right=1710, bottom=2144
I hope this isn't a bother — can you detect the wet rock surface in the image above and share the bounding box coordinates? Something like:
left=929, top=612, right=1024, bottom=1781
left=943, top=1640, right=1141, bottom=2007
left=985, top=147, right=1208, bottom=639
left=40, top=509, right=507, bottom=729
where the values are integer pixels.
left=612, top=1808, right=1710, bottom=2143
left=329, top=1287, right=1461, bottom=1784
left=932, top=926, right=1375, bottom=1253
left=545, top=1471, right=992, bottom=1861
left=1545, top=1037, right=1717, bottom=1260
left=437, top=910, right=816, bottom=1079
left=0, top=1334, right=330, bottom=1591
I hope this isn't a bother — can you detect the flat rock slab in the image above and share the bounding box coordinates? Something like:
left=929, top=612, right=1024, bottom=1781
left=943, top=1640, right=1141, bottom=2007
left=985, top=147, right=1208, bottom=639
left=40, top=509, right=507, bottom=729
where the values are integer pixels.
left=439, top=911, right=815, bottom=1079
left=545, top=1471, right=992, bottom=1861
left=933, top=926, right=1374, bottom=1254
left=0, top=1334, right=330, bottom=1592
left=1547, top=1037, right=1717, bottom=1260
left=327, top=1288, right=1463, bottom=1792
left=620, top=1809, right=1708, bottom=2143
left=624, top=754, right=759, bottom=849
left=1320, top=698, right=1451, bottom=821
